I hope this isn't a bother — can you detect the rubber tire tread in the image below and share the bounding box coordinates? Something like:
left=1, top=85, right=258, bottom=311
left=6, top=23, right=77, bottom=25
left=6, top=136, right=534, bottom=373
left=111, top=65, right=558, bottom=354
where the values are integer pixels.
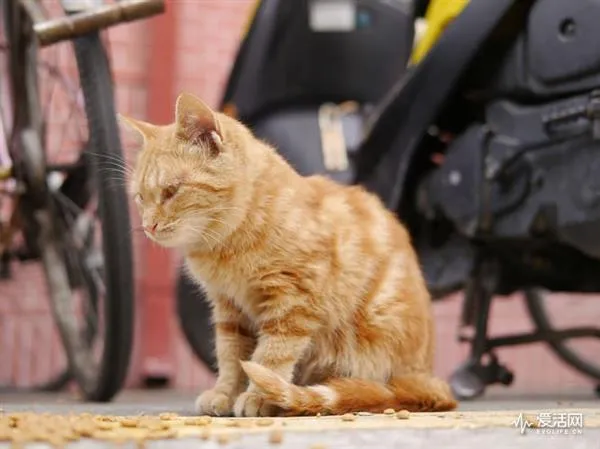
left=525, top=289, right=600, bottom=381
left=70, top=32, right=135, bottom=402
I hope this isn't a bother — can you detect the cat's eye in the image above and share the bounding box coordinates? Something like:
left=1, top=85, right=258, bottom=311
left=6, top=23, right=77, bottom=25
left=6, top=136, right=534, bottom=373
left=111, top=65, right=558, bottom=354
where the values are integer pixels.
left=161, top=184, right=180, bottom=202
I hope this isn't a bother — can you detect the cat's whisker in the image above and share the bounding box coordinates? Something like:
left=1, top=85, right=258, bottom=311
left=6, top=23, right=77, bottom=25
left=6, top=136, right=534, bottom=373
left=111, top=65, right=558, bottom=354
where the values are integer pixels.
left=206, top=218, right=236, bottom=232
left=91, top=157, right=135, bottom=178
left=96, top=163, right=132, bottom=173
left=97, top=170, right=130, bottom=180
left=101, top=174, right=130, bottom=183
left=96, top=164, right=133, bottom=178
left=187, top=226, right=222, bottom=247
left=86, top=149, right=134, bottom=167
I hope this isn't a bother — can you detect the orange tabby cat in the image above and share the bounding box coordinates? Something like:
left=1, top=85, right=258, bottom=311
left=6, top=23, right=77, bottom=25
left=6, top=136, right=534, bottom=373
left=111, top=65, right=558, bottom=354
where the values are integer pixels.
left=120, top=92, right=457, bottom=417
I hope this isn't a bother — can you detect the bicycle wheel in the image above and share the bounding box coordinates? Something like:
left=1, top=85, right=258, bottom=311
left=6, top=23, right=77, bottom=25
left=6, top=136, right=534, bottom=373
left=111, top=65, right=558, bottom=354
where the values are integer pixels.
left=0, top=0, right=72, bottom=393
left=68, top=32, right=135, bottom=402
left=525, top=289, right=600, bottom=382
left=0, top=2, right=134, bottom=401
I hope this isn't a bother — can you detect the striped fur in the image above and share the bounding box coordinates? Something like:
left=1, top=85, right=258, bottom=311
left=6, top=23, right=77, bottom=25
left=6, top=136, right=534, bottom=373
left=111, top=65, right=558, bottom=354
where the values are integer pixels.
left=122, top=92, right=458, bottom=417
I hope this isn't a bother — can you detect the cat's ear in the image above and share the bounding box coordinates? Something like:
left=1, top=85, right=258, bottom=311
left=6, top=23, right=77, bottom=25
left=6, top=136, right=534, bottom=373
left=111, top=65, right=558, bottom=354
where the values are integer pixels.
left=175, top=92, right=223, bottom=155
left=118, top=114, right=158, bottom=142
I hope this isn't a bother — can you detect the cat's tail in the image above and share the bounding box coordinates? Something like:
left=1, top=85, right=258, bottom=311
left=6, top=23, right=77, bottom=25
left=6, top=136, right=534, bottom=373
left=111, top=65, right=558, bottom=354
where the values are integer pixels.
left=241, top=361, right=457, bottom=416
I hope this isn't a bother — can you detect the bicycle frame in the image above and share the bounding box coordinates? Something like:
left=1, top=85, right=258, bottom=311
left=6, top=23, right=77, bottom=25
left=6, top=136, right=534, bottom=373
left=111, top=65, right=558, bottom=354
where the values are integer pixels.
left=20, top=0, right=165, bottom=47
left=0, top=0, right=165, bottom=256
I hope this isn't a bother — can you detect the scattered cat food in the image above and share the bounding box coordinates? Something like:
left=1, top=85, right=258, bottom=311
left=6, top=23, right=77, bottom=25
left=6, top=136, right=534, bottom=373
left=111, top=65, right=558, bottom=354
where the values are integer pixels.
left=200, top=427, right=211, bottom=440
left=341, top=414, right=356, bottom=422
left=184, top=417, right=212, bottom=426
left=269, top=428, right=284, bottom=444
left=357, top=412, right=372, bottom=416
left=95, top=415, right=116, bottom=423
left=216, top=433, right=230, bottom=445
left=383, top=408, right=396, bottom=415
left=48, top=435, right=66, bottom=448
left=256, top=418, right=275, bottom=427
left=395, top=410, right=411, bottom=420
left=143, top=420, right=170, bottom=431
left=198, top=416, right=213, bottom=425
left=224, top=419, right=241, bottom=428
left=95, top=421, right=115, bottom=431
left=120, top=418, right=139, bottom=428
left=147, top=428, right=177, bottom=440
left=159, top=413, right=178, bottom=421
left=316, top=413, right=321, bottom=418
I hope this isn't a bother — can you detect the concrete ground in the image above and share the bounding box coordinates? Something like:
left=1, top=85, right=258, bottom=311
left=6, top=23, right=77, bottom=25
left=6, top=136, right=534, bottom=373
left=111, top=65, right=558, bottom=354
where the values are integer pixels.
left=1, top=390, right=599, bottom=448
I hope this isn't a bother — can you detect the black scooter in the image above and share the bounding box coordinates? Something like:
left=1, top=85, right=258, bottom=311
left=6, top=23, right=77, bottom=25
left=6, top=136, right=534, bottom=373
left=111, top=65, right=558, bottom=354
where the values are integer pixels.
left=177, top=0, right=600, bottom=400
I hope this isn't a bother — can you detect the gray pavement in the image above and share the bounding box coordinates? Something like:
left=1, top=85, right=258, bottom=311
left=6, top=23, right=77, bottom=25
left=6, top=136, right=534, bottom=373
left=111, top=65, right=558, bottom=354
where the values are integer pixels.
left=1, top=390, right=599, bottom=448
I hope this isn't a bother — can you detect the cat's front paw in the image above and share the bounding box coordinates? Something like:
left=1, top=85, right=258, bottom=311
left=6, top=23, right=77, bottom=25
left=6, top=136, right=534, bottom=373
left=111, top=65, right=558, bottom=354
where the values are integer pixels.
left=195, top=389, right=235, bottom=417
left=233, top=391, right=276, bottom=417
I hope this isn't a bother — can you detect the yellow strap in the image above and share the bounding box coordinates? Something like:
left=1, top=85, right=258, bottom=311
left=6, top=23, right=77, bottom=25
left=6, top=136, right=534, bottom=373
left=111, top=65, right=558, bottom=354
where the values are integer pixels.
left=410, top=0, right=470, bottom=65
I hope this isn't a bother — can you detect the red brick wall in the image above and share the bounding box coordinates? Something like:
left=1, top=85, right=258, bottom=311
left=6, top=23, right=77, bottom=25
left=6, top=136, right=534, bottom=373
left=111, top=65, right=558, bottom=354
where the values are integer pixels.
left=1, top=1, right=598, bottom=397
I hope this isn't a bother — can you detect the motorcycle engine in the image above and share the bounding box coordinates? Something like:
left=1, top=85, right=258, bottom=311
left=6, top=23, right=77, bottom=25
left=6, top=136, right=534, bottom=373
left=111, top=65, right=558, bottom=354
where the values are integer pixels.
left=415, top=0, right=600, bottom=296
left=419, top=91, right=600, bottom=295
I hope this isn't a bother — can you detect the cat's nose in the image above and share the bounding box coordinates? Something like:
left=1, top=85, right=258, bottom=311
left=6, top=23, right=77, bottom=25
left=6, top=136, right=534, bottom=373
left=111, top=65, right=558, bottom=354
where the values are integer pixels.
left=144, top=223, right=158, bottom=234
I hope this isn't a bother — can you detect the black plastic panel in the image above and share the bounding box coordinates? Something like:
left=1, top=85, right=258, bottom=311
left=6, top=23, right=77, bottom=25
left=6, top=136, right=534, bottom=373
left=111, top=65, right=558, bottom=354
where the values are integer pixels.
left=224, top=0, right=415, bottom=121
left=490, top=0, right=600, bottom=98
left=252, top=106, right=364, bottom=185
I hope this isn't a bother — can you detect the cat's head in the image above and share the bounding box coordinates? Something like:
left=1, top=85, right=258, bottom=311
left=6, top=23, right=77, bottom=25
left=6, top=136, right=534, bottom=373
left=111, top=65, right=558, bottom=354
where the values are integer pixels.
left=120, top=92, right=250, bottom=249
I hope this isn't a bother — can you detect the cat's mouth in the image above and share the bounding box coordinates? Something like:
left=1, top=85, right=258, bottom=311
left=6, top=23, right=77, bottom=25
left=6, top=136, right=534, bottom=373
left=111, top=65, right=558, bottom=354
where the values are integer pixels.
left=145, top=225, right=176, bottom=243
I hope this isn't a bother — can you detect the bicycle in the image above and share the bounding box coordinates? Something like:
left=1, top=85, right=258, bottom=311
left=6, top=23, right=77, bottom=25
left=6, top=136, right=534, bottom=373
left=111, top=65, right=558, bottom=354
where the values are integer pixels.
left=0, top=0, right=164, bottom=401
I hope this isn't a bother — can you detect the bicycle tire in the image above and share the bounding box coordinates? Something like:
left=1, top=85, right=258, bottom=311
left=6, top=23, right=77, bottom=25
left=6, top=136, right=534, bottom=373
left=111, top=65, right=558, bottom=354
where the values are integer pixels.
left=525, top=289, right=600, bottom=381
left=67, top=32, right=135, bottom=401
left=176, top=266, right=218, bottom=373
left=2, top=4, right=133, bottom=401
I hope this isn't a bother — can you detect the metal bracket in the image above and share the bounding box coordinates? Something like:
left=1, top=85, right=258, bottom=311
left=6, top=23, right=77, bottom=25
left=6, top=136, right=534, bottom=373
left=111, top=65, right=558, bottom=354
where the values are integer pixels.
left=587, top=89, right=600, bottom=140
left=19, top=0, right=165, bottom=47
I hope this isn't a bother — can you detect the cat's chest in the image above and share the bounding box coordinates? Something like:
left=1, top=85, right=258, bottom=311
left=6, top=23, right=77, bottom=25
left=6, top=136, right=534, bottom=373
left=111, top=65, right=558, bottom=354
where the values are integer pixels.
left=185, top=254, right=255, bottom=306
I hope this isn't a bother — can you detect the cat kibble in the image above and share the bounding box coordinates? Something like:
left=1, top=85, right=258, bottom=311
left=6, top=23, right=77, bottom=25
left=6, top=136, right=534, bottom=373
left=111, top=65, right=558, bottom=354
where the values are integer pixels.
left=341, top=413, right=356, bottom=422
left=158, top=412, right=178, bottom=421
left=383, top=408, right=396, bottom=415
left=184, top=417, right=211, bottom=426
left=269, top=428, right=284, bottom=444
left=120, top=418, right=138, bottom=427
left=148, top=428, right=176, bottom=440
left=216, top=433, right=231, bottom=445
left=200, top=427, right=211, bottom=440
left=396, top=410, right=411, bottom=419
left=256, top=418, right=275, bottom=426
left=197, top=416, right=213, bottom=425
